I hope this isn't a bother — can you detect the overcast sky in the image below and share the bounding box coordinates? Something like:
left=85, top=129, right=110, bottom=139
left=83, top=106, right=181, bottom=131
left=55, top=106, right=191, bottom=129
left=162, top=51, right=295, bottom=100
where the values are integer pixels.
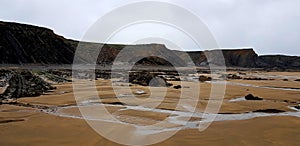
left=0, top=0, right=300, bottom=55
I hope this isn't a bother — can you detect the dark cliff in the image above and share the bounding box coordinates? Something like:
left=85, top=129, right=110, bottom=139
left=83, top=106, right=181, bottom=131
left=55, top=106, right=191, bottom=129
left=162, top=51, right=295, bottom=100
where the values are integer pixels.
left=0, top=21, right=183, bottom=66
left=175, top=49, right=258, bottom=67
left=67, top=41, right=186, bottom=66
left=257, top=55, right=300, bottom=69
left=0, top=21, right=75, bottom=64
left=0, top=21, right=299, bottom=69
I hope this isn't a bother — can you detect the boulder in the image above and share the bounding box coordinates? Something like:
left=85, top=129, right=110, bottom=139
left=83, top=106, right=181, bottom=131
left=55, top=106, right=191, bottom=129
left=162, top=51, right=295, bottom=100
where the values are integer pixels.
left=228, top=74, right=242, bottom=79
left=245, top=94, right=263, bottom=100
left=199, top=75, right=212, bottom=82
left=149, top=77, right=167, bottom=87
left=128, top=72, right=172, bottom=87
left=173, top=85, right=182, bottom=89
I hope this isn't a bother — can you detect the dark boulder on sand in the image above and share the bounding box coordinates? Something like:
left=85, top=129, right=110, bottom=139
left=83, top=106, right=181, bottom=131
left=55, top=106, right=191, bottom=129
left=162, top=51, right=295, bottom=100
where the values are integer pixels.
left=199, top=75, right=212, bottom=82
left=228, top=74, right=242, bottom=80
left=173, top=85, right=182, bottom=89
left=294, top=105, right=300, bottom=110
left=245, top=94, right=263, bottom=100
left=128, top=72, right=172, bottom=87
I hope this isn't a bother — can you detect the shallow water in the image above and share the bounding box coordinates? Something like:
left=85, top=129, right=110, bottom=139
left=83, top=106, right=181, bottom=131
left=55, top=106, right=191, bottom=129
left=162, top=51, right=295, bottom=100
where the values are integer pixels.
left=245, top=74, right=300, bottom=80
left=42, top=73, right=300, bottom=135
left=209, top=81, right=300, bottom=91
left=43, top=99, right=300, bottom=135
left=228, top=97, right=246, bottom=102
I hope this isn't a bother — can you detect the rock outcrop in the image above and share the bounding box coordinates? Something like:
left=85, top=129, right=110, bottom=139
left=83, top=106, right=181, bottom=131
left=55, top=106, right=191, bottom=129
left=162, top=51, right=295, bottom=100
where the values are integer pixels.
left=0, top=70, right=55, bottom=100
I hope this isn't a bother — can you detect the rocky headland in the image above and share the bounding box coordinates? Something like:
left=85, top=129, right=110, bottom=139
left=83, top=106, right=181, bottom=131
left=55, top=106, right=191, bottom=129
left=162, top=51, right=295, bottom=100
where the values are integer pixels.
left=0, top=21, right=299, bottom=70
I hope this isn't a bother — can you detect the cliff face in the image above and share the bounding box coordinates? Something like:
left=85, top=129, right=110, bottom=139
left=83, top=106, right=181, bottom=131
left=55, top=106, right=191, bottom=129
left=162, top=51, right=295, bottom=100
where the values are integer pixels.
left=175, top=49, right=258, bottom=67
left=0, top=21, right=75, bottom=64
left=0, top=21, right=299, bottom=69
left=221, top=49, right=258, bottom=67
left=70, top=42, right=186, bottom=66
left=257, top=55, right=300, bottom=69
left=0, top=21, right=185, bottom=66
left=110, top=44, right=186, bottom=66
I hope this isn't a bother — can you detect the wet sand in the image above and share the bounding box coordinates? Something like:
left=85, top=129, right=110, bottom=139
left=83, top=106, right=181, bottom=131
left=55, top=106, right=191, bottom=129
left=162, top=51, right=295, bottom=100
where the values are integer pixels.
left=1, top=71, right=300, bottom=145
left=1, top=105, right=299, bottom=146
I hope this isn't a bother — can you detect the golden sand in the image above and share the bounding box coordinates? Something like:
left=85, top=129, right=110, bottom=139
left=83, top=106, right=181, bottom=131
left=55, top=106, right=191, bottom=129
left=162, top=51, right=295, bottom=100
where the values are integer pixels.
left=1, top=71, right=299, bottom=145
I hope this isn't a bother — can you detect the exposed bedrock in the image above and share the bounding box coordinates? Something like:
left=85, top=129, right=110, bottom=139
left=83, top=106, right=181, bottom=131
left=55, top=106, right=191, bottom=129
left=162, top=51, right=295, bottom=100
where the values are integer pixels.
left=0, top=70, right=55, bottom=100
